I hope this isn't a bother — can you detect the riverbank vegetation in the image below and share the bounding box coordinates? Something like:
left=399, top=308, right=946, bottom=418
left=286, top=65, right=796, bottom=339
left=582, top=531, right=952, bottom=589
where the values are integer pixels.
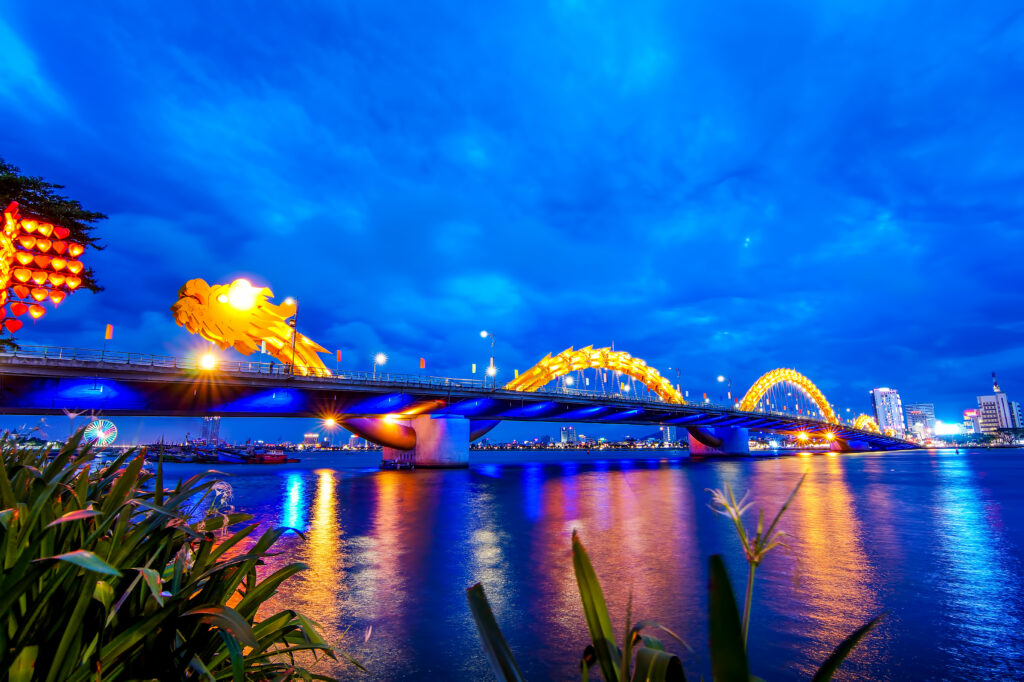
left=0, top=431, right=357, bottom=681
left=467, top=474, right=882, bottom=681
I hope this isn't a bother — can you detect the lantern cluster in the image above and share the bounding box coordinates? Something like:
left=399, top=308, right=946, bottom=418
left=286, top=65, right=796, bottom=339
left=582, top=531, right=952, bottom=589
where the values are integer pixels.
left=1, top=201, right=86, bottom=334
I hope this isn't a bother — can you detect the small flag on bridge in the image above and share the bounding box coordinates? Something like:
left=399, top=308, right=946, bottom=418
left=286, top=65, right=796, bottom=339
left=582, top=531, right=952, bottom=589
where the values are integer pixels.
left=702, top=392, right=707, bottom=401
left=515, top=369, right=519, bottom=378
left=472, top=363, right=477, bottom=374
left=104, top=324, right=113, bottom=340
left=420, top=357, right=425, bottom=369
left=336, top=349, right=342, bottom=362
left=260, top=339, right=266, bottom=354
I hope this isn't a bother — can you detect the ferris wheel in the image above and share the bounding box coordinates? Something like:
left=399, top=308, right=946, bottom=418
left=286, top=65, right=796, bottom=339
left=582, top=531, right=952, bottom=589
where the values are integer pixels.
left=83, top=419, right=118, bottom=446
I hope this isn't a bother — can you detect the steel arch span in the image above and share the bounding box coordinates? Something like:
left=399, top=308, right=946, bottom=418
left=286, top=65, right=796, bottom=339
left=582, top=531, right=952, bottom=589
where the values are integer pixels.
left=738, top=368, right=839, bottom=425
left=504, top=346, right=686, bottom=404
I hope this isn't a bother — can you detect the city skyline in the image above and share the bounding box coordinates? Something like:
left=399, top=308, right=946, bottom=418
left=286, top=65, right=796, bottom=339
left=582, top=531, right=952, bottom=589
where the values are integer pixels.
left=2, top=2, right=1023, bottom=441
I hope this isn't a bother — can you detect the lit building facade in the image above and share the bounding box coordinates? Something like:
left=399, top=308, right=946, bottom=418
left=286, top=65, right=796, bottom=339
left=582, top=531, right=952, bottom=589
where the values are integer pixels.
left=560, top=426, right=577, bottom=444
left=871, top=388, right=906, bottom=437
left=200, top=416, right=221, bottom=443
left=977, top=373, right=1012, bottom=434
left=962, top=409, right=980, bottom=434
left=660, top=425, right=676, bottom=443
left=904, top=403, right=936, bottom=438
left=1011, top=401, right=1024, bottom=429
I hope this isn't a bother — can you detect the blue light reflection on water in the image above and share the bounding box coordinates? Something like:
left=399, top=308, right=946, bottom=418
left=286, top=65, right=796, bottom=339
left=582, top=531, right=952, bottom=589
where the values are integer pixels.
left=215, top=449, right=1024, bottom=680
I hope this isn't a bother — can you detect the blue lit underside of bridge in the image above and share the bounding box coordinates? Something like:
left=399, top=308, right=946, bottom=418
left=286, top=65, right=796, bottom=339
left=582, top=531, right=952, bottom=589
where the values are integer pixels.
left=0, top=356, right=913, bottom=450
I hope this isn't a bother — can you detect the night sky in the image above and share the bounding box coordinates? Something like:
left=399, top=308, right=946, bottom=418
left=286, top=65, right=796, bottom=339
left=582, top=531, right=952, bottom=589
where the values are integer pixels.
left=2, top=2, right=1022, bottom=443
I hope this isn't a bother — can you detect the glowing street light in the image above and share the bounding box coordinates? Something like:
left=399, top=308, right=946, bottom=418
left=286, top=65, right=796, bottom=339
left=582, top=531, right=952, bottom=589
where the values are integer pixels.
left=323, top=417, right=336, bottom=428
left=485, top=365, right=497, bottom=377
left=797, top=432, right=809, bottom=442
left=564, top=376, right=574, bottom=387
left=717, top=374, right=732, bottom=401
left=373, top=352, right=387, bottom=378
left=199, top=351, right=217, bottom=370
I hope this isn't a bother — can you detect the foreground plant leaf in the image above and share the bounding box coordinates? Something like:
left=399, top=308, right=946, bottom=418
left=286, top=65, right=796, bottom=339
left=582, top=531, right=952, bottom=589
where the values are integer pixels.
left=708, top=555, right=749, bottom=682
left=466, top=583, right=526, bottom=682
left=573, top=530, right=621, bottom=682
left=811, top=613, right=885, bottom=682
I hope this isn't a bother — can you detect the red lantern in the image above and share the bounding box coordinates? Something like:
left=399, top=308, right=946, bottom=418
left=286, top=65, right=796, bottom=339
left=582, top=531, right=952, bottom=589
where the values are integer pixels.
left=50, top=257, right=67, bottom=271
left=67, top=243, right=84, bottom=258
left=36, top=223, right=53, bottom=238
left=53, top=226, right=70, bottom=240
left=48, top=290, right=66, bottom=304
left=35, top=239, right=51, bottom=253
left=4, top=319, right=22, bottom=333
left=12, top=285, right=29, bottom=299
left=30, top=271, right=47, bottom=285
left=48, top=273, right=65, bottom=287
left=15, top=252, right=33, bottom=266
left=28, top=305, right=44, bottom=320
left=51, top=241, right=67, bottom=255
left=13, top=268, right=31, bottom=283
left=18, top=235, right=36, bottom=249
left=66, top=260, right=83, bottom=275
left=10, top=302, right=27, bottom=317
left=20, top=219, right=37, bottom=233
left=65, top=276, right=81, bottom=290
left=33, top=254, right=51, bottom=268
left=30, top=288, right=47, bottom=302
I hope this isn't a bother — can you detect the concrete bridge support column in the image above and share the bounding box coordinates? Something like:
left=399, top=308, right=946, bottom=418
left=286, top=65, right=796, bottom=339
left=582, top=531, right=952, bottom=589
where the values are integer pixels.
left=382, top=415, right=470, bottom=468
left=830, top=438, right=872, bottom=453
left=687, top=426, right=750, bottom=456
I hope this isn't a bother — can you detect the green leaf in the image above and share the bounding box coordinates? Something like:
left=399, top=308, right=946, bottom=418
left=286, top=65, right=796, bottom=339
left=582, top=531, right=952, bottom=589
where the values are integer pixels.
left=708, top=555, right=748, bottom=682
left=573, top=530, right=621, bottom=682
left=632, top=646, right=685, bottom=682
left=8, top=645, right=37, bottom=682
left=184, top=605, right=259, bottom=649
left=466, top=583, right=526, bottom=682
left=36, top=549, right=122, bottom=576
left=811, top=613, right=884, bottom=682
left=93, top=580, right=115, bottom=610
left=45, top=508, right=102, bottom=528
left=136, top=567, right=165, bottom=607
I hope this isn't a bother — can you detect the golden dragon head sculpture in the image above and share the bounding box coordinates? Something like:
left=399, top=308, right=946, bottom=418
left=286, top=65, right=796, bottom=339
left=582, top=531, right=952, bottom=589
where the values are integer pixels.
left=171, top=278, right=329, bottom=376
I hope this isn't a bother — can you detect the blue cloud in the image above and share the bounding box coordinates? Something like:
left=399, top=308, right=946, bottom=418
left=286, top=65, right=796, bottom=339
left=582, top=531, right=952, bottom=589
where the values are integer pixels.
left=2, top=1, right=1023, bottom=442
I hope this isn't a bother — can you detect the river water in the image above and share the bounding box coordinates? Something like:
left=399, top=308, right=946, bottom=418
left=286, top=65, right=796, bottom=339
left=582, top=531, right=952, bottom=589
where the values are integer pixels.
left=198, top=448, right=1024, bottom=680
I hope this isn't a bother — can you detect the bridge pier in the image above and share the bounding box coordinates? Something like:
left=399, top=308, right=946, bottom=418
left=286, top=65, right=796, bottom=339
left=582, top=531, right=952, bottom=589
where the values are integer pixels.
left=687, top=426, right=750, bottom=456
left=830, top=438, right=872, bottom=453
left=382, top=414, right=470, bottom=468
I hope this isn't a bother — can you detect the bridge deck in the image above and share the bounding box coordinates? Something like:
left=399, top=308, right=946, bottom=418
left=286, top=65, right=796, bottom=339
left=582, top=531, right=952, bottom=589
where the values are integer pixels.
left=0, top=346, right=914, bottom=449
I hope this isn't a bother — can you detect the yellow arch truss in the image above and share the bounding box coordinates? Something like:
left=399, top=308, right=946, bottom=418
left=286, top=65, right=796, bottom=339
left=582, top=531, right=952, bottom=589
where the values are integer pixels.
left=853, top=414, right=881, bottom=433
left=504, top=346, right=685, bottom=404
left=737, top=368, right=839, bottom=424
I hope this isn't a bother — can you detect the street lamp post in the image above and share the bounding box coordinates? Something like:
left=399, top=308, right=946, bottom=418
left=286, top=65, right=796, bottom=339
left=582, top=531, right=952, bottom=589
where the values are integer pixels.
left=284, top=297, right=298, bottom=375
left=717, top=375, right=732, bottom=403
left=480, top=330, right=496, bottom=388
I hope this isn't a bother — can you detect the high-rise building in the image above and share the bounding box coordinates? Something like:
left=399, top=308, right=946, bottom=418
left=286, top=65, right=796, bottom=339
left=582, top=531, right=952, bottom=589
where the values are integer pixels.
left=1011, top=401, right=1024, bottom=430
left=977, top=373, right=1013, bottom=434
left=904, top=403, right=936, bottom=438
left=660, top=425, right=676, bottom=443
left=560, top=426, right=577, bottom=444
left=200, top=416, right=221, bottom=443
left=871, top=388, right=906, bottom=437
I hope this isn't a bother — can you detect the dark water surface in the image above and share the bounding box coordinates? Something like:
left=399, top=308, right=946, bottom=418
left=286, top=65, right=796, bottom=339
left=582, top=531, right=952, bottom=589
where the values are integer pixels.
left=201, top=448, right=1024, bottom=680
